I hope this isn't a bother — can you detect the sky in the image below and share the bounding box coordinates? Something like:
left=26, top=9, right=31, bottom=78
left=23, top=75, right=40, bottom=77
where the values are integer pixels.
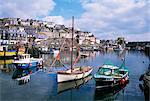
left=0, top=0, right=150, bottom=41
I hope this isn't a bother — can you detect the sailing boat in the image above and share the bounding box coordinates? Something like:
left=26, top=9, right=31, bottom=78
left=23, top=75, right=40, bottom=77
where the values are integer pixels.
left=57, top=16, right=93, bottom=83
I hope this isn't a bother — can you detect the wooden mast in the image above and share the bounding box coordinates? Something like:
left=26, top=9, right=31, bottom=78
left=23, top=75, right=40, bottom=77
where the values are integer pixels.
left=71, top=16, right=74, bottom=73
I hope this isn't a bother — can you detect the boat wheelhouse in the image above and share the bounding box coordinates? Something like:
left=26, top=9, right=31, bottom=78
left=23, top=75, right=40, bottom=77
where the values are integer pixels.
left=13, top=54, right=43, bottom=69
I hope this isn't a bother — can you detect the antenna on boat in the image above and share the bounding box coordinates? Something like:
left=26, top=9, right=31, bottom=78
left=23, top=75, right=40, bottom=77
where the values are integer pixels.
left=71, top=16, right=74, bottom=73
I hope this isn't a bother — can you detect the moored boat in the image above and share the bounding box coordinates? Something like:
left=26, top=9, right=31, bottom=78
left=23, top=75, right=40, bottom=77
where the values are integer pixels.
left=0, top=46, right=25, bottom=57
left=0, top=51, right=16, bottom=57
left=57, top=66, right=93, bottom=82
left=56, top=16, right=93, bottom=83
left=0, top=50, right=24, bottom=57
left=94, top=64, right=129, bottom=89
left=13, top=54, right=43, bottom=69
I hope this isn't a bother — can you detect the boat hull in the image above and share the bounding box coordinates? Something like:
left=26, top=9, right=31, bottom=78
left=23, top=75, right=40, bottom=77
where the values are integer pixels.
left=14, top=61, right=38, bottom=69
left=13, top=55, right=43, bottom=69
left=95, top=75, right=129, bottom=89
left=0, top=51, right=24, bottom=57
left=0, top=51, right=16, bottom=56
left=57, top=68, right=93, bottom=83
left=94, top=64, right=129, bottom=89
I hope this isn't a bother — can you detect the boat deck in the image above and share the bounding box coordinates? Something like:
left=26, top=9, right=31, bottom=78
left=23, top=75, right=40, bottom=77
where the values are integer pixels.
left=57, top=67, right=92, bottom=74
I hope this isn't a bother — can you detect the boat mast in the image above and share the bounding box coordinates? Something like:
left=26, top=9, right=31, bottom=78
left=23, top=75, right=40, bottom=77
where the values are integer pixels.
left=71, top=16, right=74, bottom=73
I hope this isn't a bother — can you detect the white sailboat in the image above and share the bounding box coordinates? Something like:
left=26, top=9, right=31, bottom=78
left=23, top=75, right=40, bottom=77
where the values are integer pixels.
left=57, top=16, right=93, bottom=83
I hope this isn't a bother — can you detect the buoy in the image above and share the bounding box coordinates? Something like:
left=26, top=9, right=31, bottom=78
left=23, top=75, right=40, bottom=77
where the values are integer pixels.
left=29, top=63, right=32, bottom=66
left=120, top=79, right=125, bottom=84
left=125, top=77, right=128, bottom=81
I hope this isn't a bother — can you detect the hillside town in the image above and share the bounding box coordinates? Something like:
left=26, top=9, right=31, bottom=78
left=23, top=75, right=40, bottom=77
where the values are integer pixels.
left=0, top=18, right=131, bottom=53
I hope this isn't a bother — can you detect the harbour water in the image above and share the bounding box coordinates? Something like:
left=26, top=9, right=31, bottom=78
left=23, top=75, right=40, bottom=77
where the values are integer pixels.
left=0, top=50, right=149, bottom=101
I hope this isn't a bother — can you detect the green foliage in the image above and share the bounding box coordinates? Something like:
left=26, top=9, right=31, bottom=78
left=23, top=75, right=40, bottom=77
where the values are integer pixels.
left=27, top=46, right=40, bottom=58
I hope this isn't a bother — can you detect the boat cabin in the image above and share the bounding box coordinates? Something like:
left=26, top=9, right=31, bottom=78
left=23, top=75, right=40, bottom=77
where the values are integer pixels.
left=16, top=54, right=31, bottom=60
left=98, top=65, right=124, bottom=76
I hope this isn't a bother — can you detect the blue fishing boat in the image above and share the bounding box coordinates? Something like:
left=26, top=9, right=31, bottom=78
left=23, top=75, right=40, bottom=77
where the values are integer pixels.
left=13, top=54, right=43, bottom=69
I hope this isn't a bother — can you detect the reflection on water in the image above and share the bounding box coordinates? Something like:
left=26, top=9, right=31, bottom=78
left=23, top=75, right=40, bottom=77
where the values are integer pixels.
left=94, top=82, right=128, bottom=100
left=0, top=64, right=15, bottom=74
left=0, top=50, right=149, bottom=101
left=0, top=59, right=14, bottom=65
left=57, top=75, right=92, bottom=94
left=12, top=66, right=39, bottom=85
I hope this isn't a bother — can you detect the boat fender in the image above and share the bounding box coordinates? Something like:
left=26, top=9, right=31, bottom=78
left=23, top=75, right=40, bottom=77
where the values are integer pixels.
left=113, top=80, right=116, bottom=84
left=125, top=77, right=128, bottom=81
left=120, top=79, right=125, bottom=84
left=29, top=63, right=32, bottom=66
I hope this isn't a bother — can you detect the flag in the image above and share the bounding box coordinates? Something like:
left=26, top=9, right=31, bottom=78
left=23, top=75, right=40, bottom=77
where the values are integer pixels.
left=56, top=52, right=60, bottom=60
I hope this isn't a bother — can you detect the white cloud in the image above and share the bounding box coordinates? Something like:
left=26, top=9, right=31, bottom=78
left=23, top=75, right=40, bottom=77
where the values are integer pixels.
left=0, top=0, right=149, bottom=41
left=125, top=32, right=150, bottom=42
left=0, top=0, right=55, bottom=18
left=74, top=0, right=150, bottom=41
left=97, top=32, right=150, bottom=42
left=42, top=16, right=64, bottom=25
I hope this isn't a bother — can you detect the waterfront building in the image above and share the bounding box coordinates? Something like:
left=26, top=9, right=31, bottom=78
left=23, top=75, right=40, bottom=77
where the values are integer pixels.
left=0, top=26, right=27, bottom=51
left=46, top=22, right=55, bottom=28
left=20, top=19, right=30, bottom=26
left=54, top=24, right=65, bottom=30
left=0, top=26, right=27, bottom=44
left=96, top=39, right=100, bottom=44
left=89, top=35, right=96, bottom=45
left=0, top=18, right=19, bottom=26
left=31, top=20, right=40, bottom=27
left=0, top=18, right=99, bottom=52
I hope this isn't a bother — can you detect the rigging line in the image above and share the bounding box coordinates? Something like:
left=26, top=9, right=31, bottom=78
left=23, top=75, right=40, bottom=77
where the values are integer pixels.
left=71, top=16, right=74, bottom=73
left=59, top=60, right=68, bottom=69
left=72, top=54, right=81, bottom=68
left=48, top=38, right=66, bottom=72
